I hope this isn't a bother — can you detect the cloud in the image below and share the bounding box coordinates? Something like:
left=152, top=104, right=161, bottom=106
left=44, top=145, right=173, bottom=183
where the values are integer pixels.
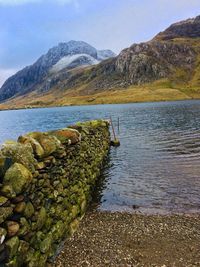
left=0, top=0, right=79, bottom=6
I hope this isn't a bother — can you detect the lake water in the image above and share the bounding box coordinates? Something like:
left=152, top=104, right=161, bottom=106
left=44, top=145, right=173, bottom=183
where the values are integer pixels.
left=1, top=100, right=200, bottom=214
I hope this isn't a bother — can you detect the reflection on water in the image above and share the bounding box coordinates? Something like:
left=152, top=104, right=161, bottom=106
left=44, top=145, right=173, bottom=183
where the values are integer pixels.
left=1, top=100, right=200, bottom=214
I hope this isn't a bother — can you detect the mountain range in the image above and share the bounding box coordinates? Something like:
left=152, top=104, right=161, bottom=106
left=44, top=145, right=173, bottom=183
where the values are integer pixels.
left=0, top=15, right=200, bottom=109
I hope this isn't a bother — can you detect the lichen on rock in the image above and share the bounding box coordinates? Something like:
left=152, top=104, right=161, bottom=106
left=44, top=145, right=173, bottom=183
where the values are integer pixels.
left=3, top=163, right=33, bottom=195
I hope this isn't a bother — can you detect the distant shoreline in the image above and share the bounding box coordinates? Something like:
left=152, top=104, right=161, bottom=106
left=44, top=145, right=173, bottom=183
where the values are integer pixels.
left=0, top=96, right=200, bottom=112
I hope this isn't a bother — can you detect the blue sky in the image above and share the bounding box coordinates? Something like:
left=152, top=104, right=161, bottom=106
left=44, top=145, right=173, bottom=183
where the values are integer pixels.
left=0, top=0, right=200, bottom=86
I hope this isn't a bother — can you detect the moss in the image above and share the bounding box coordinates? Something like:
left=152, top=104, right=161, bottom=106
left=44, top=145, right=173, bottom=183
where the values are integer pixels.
left=1, top=184, right=16, bottom=198
left=4, top=163, right=33, bottom=195
left=27, top=132, right=60, bottom=157
left=36, top=207, right=46, bottom=230
left=1, top=143, right=37, bottom=173
left=18, top=217, right=30, bottom=237
left=39, top=233, right=52, bottom=254
left=24, top=202, right=35, bottom=219
left=0, top=196, right=8, bottom=206
left=6, top=237, right=20, bottom=259
left=51, top=221, right=65, bottom=241
left=0, top=120, right=110, bottom=266
left=0, top=207, right=13, bottom=224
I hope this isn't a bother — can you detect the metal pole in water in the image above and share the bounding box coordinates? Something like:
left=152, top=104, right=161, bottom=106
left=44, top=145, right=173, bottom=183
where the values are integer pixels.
left=110, top=116, right=120, bottom=147
left=110, top=116, right=116, bottom=140
left=118, top=117, right=120, bottom=134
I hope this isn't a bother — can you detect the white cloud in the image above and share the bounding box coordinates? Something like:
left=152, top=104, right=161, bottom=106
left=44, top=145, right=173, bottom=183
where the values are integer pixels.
left=0, top=0, right=79, bottom=6
left=0, top=68, right=18, bottom=87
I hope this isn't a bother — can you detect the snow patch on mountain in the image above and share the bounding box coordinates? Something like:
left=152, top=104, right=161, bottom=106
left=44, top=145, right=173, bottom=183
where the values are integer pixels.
left=50, top=54, right=100, bottom=73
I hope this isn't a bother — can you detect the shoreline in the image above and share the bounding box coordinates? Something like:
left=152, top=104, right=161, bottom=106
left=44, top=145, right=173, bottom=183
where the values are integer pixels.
left=0, top=97, right=200, bottom=112
left=54, top=210, right=200, bottom=267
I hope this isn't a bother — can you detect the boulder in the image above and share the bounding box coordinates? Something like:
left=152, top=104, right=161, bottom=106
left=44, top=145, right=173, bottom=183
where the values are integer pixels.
left=27, top=132, right=61, bottom=157
left=18, top=135, right=44, bottom=159
left=1, top=142, right=37, bottom=172
left=4, top=163, right=33, bottom=195
left=50, top=128, right=81, bottom=145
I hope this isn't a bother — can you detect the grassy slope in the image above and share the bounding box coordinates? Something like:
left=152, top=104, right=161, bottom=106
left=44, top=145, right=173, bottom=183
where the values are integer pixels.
left=0, top=38, right=200, bottom=110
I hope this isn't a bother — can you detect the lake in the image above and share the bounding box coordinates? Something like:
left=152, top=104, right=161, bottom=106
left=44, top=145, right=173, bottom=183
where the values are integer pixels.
left=1, top=100, right=200, bottom=214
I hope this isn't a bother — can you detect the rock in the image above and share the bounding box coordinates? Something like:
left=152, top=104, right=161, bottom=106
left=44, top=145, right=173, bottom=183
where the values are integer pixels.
left=4, top=163, right=33, bottom=195
left=50, top=128, right=81, bottom=145
left=12, top=195, right=24, bottom=204
left=0, top=207, right=13, bottom=224
left=1, top=184, right=16, bottom=198
left=0, top=228, right=7, bottom=244
left=36, top=162, right=45, bottom=170
left=1, top=142, right=37, bottom=172
left=39, top=233, right=52, bottom=254
left=18, top=135, right=45, bottom=159
left=0, top=196, right=9, bottom=206
left=14, top=202, right=26, bottom=213
left=51, top=221, right=65, bottom=241
left=24, top=202, right=34, bottom=218
left=27, top=132, right=61, bottom=157
left=36, top=207, right=46, bottom=230
left=6, top=221, right=20, bottom=237
left=18, top=240, right=29, bottom=254
left=5, top=236, right=20, bottom=259
left=18, top=217, right=30, bottom=237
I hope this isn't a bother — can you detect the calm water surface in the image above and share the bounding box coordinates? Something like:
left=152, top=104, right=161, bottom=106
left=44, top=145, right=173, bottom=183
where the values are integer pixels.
left=1, top=100, right=200, bottom=214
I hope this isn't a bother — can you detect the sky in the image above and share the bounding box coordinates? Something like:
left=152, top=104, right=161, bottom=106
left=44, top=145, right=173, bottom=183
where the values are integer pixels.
left=0, top=0, right=200, bottom=86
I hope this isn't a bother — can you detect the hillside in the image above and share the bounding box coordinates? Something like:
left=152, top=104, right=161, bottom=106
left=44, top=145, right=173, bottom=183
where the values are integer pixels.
left=0, top=15, right=200, bottom=109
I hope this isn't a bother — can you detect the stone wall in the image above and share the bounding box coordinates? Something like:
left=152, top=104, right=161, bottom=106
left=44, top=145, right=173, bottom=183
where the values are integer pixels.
left=0, top=120, right=110, bottom=266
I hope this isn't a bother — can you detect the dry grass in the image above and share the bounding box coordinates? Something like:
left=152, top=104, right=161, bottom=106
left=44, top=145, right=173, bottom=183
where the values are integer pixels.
left=0, top=81, right=195, bottom=110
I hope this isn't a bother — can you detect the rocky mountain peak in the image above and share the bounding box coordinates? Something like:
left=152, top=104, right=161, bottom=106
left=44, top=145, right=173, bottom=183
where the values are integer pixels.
left=154, top=15, right=200, bottom=40
left=0, top=40, right=115, bottom=102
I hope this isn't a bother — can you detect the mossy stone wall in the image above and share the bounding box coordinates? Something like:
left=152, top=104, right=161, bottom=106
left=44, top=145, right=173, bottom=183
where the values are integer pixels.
left=0, top=120, right=110, bottom=266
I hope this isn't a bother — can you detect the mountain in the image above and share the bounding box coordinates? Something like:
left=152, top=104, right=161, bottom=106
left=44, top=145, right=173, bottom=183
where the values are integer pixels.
left=0, top=15, right=200, bottom=109
left=0, top=41, right=116, bottom=101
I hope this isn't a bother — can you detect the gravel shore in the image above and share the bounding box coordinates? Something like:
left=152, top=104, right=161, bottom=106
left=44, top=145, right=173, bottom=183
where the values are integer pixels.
left=54, top=211, right=200, bottom=267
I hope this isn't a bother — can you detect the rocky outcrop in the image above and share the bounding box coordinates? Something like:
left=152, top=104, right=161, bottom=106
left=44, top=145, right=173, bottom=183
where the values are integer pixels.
left=0, top=120, right=110, bottom=266
left=154, top=15, right=200, bottom=40
left=115, top=41, right=196, bottom=85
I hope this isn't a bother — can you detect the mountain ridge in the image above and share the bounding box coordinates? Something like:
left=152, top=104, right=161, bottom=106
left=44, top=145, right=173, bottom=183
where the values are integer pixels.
left=0, top=15, right=200, bottom=109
